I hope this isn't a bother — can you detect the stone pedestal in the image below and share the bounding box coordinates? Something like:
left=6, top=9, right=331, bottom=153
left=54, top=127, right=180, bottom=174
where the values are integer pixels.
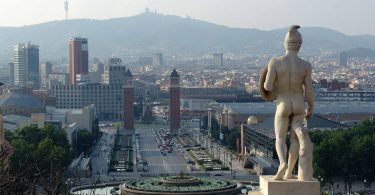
left=248, top=175, right=320, bottom=195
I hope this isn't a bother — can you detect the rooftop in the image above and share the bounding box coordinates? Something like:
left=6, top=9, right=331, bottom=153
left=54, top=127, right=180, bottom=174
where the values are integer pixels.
left=0, top=92, right=44, bottom=109
left=246, top=114, right=348, bottom=139
left=170, top=69, right=180, bottom=78
left=125, top=69, right=133, bottom=78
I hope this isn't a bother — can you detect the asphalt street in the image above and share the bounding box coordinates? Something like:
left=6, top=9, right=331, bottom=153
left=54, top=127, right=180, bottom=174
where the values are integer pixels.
left=90, top=126, right=116, bottom=181
left=138, top=127, right=190, bottom=173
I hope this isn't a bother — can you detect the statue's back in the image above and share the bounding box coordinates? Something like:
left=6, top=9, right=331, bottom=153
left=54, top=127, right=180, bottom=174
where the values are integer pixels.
left=272, top=55, right=309, bottom=99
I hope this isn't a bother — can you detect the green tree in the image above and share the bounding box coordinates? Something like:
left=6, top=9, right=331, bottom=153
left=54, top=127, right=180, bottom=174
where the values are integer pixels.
left=3, top=125, right=72, bottom=194
left=312, top=119, right=375, bottom=188
left=76, top=129, right=93, bottom=155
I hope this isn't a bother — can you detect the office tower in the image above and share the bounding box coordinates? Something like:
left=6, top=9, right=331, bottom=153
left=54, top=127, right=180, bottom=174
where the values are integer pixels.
left=9, top=63, right=14, bottom=85
left=13, top=45, right=25, bottom=86
left=338, top=52, right=348, bottom=66
left=169, top=69, right=180, bottom=135
left=152, top=53, right=163, bottom=66
left=123, top=69, right=134, bottom=131
left=40, top=62, right=52, bottom=88
left=213, top=53, right=223, bottom=67
left=25, top=43, right=40, bottom=89
left=12, top=43, right=40, bottom=88
left=69, top=37, right=88, bottom=84
left=103, top=58, right=127, bottom=84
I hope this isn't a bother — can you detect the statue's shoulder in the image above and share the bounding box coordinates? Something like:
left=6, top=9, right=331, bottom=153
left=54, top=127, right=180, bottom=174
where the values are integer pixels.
left=301, top=59, right=312, bottom=70
left=268, top=55, right=284, bottom=66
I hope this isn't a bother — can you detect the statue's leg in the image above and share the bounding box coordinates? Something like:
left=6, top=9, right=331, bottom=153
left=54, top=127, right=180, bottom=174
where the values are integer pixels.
left=291, top=114, right=313, bottom=181
left=274, top=106, right=290, bottom=180
left=285, top=129, right=299, bottom=179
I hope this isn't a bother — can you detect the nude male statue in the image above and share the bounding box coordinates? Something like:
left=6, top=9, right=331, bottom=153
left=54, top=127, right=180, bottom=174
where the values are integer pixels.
left=260, top=25, right=314, bottom=181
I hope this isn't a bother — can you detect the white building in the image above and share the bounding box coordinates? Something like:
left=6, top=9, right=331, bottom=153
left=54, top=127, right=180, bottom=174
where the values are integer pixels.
left=51, top=83, right=123, bottom=120
left=13, top=45, right=26, bottom=86
left=12, top=43, right=40, bottom=88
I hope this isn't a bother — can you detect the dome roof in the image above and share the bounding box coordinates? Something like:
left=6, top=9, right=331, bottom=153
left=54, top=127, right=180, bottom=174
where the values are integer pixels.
left=0, top=92, right=44, bottom=109
left=247, top=116, right=259, bottom=125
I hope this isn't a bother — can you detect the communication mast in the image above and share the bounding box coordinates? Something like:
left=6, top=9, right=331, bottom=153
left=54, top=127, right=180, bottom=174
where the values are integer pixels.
left=64, top=0, right=69, bottom=20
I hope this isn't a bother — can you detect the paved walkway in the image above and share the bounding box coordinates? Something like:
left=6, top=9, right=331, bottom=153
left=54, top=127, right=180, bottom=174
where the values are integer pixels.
left=197, top=131, right=249, bottom=174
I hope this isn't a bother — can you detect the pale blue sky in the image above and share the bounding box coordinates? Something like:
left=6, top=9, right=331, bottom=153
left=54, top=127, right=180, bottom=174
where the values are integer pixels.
left=0, top=0, right=374, bottom=35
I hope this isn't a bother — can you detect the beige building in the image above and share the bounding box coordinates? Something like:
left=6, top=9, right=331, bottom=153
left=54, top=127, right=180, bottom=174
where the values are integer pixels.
left=67, top=104, right=97, bottom=133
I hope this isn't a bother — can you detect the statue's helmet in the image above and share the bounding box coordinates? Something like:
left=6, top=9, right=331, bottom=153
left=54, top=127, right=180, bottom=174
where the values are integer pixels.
left=284, top=25, right=302, bottom=51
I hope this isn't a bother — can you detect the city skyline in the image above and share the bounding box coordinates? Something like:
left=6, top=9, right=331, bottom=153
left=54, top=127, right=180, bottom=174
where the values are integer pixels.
left=0, top=0, right=374, bottom=35
left=0, top=1, right=374, bottom=194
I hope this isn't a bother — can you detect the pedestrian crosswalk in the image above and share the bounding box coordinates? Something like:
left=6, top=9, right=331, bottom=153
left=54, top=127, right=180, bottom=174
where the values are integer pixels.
left=148, top=163, right=188, bottom=166
left=140, top=148, right=160, bottom=151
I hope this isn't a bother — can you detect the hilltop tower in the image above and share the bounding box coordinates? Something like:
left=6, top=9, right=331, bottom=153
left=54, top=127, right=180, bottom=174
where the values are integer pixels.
left=64, top=1, right=69, bottom=20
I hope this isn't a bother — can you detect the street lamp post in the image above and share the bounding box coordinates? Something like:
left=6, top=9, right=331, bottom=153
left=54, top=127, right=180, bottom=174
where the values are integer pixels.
left=210, top=137, right=213, bottom=157
left=217, top=144, right=219, bottom=160
left=230, top=154, right=233, bottom=174
left=364, top=179, right=367, bottom=193
left=226, top=111, right=229, bottom=131
left=223, top=148, right=227, bottom=167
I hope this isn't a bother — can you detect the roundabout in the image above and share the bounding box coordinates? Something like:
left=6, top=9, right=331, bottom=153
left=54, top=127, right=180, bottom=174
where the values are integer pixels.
left=120, top=175, right=242, bottom=195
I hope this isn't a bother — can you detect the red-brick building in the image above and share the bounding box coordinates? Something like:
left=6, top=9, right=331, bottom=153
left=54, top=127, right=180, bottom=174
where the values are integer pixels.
left=123, top=69, right=134, bottom=131
left=69, top=37, right=88, bottom=84
left=169, top=69, right=180, bottom=135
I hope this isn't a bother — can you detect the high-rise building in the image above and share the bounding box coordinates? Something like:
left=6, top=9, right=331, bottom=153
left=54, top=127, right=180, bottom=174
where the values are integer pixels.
left=338, top=52, right=348, bottom=66
left=123, top=69, right=134, bottom=131
left=103, top=58, right=127, bottom=84
left=152, top=53, right=163, bottom=66
left=25, top=43, right=40, bottom=89
left=69, top=37, right=88, bottom=84
left=9, top=63, right=14, bottom=85
left=169, top=69, right=180, bottom=135
left=40, top=62, right=52, bottom=88
left=13, top=45, right=25, bottom=86
left=12, top=43, right=40, bottom=88
left=213, top=53, right=223, bottom=67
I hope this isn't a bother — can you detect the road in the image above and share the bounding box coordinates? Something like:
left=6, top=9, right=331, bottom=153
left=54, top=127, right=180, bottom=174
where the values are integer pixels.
left=74, top=124, right=256, bottom=186
left=90, top=126, right=116, bottom=181
left=137, top=126, right=190, bottom=173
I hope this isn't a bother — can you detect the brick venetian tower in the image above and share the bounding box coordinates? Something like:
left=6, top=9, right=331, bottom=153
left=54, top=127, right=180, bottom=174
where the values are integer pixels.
left=123, top=69, right=134, bottom=131
left=169, top=69, right=180, bottom=135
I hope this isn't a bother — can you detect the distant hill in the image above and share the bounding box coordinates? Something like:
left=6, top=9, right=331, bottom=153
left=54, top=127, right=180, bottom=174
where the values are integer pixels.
left=1, top=12, right=375, bottom=65
left=343, top=47, right=375, bottom=58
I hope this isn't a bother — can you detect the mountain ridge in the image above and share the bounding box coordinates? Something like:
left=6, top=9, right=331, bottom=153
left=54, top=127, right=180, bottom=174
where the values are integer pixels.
left=1, top=13, right=375, bottom=65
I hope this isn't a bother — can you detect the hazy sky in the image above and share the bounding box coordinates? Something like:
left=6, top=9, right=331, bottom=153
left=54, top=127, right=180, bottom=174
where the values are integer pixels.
left=0, top=0, right=374, bottom=35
